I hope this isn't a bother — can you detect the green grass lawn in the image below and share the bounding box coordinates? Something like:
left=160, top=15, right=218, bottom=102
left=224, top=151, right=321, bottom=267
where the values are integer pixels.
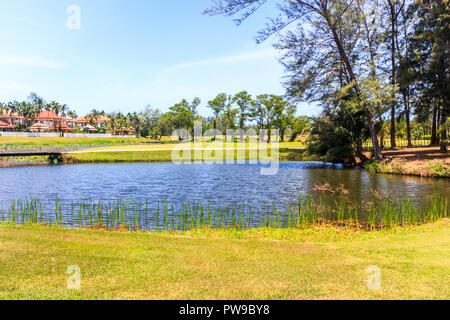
left=0, top=136, right=158, bottom=150
left=0, top=221, right=448, bottom=300
left=63, top=141, right=312, bottom=163
left=64, top=148, right=313, bottom=163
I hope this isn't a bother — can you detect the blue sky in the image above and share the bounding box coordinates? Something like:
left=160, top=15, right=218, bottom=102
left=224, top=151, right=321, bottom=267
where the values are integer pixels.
left=0, top=0, right=319, bottom=116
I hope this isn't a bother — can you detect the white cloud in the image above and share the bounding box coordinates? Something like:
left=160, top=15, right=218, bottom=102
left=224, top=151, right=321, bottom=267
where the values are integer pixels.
left=0, top=56, right=65, bottom=68
left=100, top=84, right=125, bottom=90
left=164, top=48, right=277, bottom=72
left=0, top=81, right=33, bottom=98
left=0, top=81, right=31, bottom=91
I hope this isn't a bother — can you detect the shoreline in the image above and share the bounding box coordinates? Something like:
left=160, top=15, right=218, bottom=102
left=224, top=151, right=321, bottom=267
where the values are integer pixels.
left=363, top=146, right=449, bottom=178
left=1, top=142, right=448, bottom=179
left=2, top=217, right=448, bottom=239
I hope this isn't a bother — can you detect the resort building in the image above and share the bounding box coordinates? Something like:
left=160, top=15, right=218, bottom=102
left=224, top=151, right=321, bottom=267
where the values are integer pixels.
left=75, top=116, right=111, bottom=130
left=33, top=110, right=62, bottom=129
left=0, top=110, right=134, bottom=135
left=0, top=119, right=15, bottom=132
left=64, top=116, right=76, bottom=129
left=29, top=111, right=73, bottom=132
left=0, top=110, right=23, bottom=126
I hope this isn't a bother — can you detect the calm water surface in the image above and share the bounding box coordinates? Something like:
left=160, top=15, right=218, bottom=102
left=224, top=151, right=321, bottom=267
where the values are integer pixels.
left=0, top=162, right=448, bottom=208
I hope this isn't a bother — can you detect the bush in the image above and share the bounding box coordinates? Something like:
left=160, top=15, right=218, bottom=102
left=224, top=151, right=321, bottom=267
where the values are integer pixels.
left=307, top=95, right=370, bottom=166
left=365, top=162, right=380, bottom=174
left=429, top=162, right=450, bottom=177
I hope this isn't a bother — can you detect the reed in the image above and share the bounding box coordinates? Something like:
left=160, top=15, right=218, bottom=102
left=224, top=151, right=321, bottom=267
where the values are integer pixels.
left=0, top=193, right=447, bottom=232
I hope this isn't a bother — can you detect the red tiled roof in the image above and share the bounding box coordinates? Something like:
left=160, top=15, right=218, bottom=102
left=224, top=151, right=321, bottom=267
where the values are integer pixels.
left=0, top=120, right=15, bottom=129
left=35, top=110, right=63, bottom=121
left=58, top=124, right=73, bottom=131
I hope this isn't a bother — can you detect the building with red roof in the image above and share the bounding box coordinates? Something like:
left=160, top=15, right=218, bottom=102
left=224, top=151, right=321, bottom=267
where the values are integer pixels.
left=32, top=110, right=66, bottom=131
left=0, top=119, right=15, bottom=131
left=0, top=110, right=23, bottom=126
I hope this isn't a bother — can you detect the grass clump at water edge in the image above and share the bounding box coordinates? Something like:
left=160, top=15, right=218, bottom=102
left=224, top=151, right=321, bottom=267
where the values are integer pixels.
left=1, top=193, right=447, bottom=233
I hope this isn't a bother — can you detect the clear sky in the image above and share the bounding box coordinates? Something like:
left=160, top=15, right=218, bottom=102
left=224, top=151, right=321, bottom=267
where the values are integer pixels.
left=0, top=0, right=320, bottom=116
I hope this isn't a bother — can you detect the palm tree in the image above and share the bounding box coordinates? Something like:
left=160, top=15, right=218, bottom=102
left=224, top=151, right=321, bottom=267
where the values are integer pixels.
left=7, top=101, right=21, bottom=126
left=0, top=103, right=8, bottom=122
left=19, top=102, right=37, bottom=129
left=127, top=112, right=141, bottom=135
left=60, top=104, right=68, bottom=117
left=29, top=93, right=45, bottom=115
left=88, top=109, right=105, bottom=127
left=48, top=101, right=63, bottom=131
left=67, top=110, right=77, bottom=119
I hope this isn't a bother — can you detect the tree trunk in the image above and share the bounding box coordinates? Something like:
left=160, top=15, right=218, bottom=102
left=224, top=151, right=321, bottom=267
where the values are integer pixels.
left=436, top=109, right=441, bottom=144
left=390, top=107, right=396, bottom=148
left=404, top=93, right=412, bottom=147
left=378, top=116, right=385, bottom=149
left=390, top=3, right=397, bottom=149
left=440, top=109, right=447, bottom=153
left=406, top=108, right=412, bottom=147
left=356, top=140, right=368, bottom=162
left=431, top=107, right=438, bottom=145
left=368, top=112, right=383, bottom=160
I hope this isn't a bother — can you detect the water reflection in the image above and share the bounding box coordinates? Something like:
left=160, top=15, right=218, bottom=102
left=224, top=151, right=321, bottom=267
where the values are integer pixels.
left=0, top=162, right=448, bottom=209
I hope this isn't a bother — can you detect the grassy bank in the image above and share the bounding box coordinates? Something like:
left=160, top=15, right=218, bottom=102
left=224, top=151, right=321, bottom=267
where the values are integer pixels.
left=0, top=220, right=448, bottom=300
left=0, top=136, right=157, bottom=151
left=363, top=146, right=449, bottom=178
left=63, top=148, right=313, bottom=163
left=62, top=141, right=312, bottom=163
left=365, top=159, right=449, bottom=178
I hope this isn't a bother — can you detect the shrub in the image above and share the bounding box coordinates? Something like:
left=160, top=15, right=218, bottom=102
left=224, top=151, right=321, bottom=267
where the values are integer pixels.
left=365, top=162, right=380, bottom=174
left=429, top=162, right=450, bottom=177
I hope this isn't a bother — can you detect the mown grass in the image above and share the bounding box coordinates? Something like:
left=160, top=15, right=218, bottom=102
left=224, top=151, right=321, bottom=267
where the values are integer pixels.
left=0, top=220, right=448, bottom=300
left=63, top=148, right=312, bottom=163
left=0, top=137, right=305, bottom=150
left=63, top=141, right=311, bottom=163
left=0, top=137, right=158, bottom=151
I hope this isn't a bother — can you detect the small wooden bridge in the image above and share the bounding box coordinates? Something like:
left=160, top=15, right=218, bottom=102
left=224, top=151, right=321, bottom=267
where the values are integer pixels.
left=0, top=151, right=63, bottom=158
left=0, top=151, right=64, bottom=164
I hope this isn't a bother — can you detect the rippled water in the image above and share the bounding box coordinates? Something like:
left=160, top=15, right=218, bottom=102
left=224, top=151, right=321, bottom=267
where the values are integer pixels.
left=0, top=162, right=448, bottom=208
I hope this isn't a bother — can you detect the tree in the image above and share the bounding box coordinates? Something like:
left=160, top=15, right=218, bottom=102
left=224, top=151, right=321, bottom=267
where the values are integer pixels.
left=169, top=98, right=200, bottom=137
left=127, top=112, right=142, bottom=135
left=273, top=98, right=296, bottom=142
left=222, top=99, right=239, bottom=130
left=67, top=110, right=78, bottom=119
left=289, top=116, right=311, bottom=142
left=88, top=109, right=105, bottom=127
left=249, top=94, right=267, bottom=135
left=0, top=102, right=7, bottom=117
left=207, top=93, right=227, bottom=130
left=308, top=99, right=371, bottom=164
left=157, top=112, right=175, bottom=140
left=409, top=0, right=449, bottom=153
left=28, top=92, right=45, bottom=115
left=139, top=107, right=162, bottom=138
left=232, top=91, right=253, bottom=129
left=382, top=0, right=407, bottom=148
left=205, top=0, right=384, bottom=159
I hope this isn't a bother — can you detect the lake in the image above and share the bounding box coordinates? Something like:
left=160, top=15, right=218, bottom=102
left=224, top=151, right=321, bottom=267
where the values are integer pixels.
left=0, top=162, right=448, bottom=228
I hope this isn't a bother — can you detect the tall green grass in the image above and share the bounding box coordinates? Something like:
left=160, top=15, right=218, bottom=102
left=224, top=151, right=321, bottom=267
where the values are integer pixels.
left=0, top=194, right=447, bottom=232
